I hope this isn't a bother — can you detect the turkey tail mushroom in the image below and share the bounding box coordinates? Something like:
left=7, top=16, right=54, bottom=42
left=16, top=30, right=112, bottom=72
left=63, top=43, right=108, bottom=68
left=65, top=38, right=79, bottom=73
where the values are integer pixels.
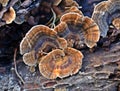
left=39, top=47, right=83, bottom=79
left=55, top=12, right=100, bottom=49
left=20, top=25, right=67, bottom=67
left=92, top=0, right=120, bottom=37
left=82, top=17, right=100, bottom=48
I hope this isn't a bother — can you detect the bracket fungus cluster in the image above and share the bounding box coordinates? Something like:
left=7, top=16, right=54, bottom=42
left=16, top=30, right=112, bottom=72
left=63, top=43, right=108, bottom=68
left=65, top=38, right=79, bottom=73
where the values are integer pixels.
left=92, top=0, right=120, bottom=37
left=39, top=47, right=83, bottom=79
left=20, top=25, right=67, bottom=67
left=20, top=24, right=84, bottom=79
left=55, top=12, right=100, bottom=49
left=19, top=2, right=101, bottom=79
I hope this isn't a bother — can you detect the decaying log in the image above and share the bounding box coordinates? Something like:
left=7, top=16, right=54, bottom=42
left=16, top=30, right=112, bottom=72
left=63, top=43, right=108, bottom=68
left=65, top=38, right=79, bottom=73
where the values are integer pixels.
left=1, top=41, right=120, bottom=91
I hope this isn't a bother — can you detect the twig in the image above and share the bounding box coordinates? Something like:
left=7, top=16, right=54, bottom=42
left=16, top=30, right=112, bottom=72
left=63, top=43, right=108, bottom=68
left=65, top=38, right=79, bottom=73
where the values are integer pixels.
left=51, top=8, right=56, bottom=28
left=14, top=48, right=25, bottom=84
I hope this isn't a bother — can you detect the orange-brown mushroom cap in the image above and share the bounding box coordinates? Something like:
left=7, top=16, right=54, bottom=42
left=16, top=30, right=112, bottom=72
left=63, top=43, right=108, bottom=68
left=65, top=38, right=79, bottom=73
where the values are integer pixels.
left=82, top=17, right=100, bottom=48
left=39, top=47, right=83, bottom=79
left=23, top=50, right=37, bottom=66
left=3, top=7, right=16, bottom=24
left=55, top=12, right=100, bottom=49
left=20, top=25, right=67, bottom=67
left=20, top=25, right=67, bottom=55
left=112, top=18, right=120, bottom=30
left=60, top=12, right=83, bottom=24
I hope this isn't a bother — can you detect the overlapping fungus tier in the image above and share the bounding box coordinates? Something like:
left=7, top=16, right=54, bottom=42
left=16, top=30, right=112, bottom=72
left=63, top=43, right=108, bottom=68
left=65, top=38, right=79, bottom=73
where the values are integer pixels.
left=39, top=47, right=83, bottom=79
left=54, top=12, right=100, bottom=49
left=20, top=25, right=67, bottom=66
left=92, top=0, right=120, bottom=37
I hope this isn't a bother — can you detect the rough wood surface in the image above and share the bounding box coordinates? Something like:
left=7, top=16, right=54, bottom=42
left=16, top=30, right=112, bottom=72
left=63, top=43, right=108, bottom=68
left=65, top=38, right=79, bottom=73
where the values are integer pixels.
left=0, top=41, right=120, bottom=91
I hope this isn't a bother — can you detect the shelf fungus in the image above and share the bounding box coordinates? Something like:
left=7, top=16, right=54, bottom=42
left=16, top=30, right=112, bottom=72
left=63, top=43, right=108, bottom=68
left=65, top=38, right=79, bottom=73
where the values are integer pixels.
left=54, top=12, right=100, bottom=49
left=92, top=0, right=120, bottom=37
left=20, top=25, right=67, bottom=67
left=39, top=47, right=83, bottom=79
left=2, top=7, right=16, bottom=24
left=112, top=18, right=120, bottom=30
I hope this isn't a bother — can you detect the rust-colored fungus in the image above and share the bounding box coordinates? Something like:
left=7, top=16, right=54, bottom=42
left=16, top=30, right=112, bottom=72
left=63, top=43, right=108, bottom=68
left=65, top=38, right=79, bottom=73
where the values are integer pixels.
left=82, top=17, right=100, bottom=48
left=0, top=0, right=9, bottom=6
left=39, top=47, right=83, bottom=79
left=23, top=50, right=36, bottom=66
left=54, top=12, right=100, bottom=49
left=112, top=18, right=120, bottom=30
left=3, top=7, right=16, bottom=24
left=20, top=25, right=67, bottom=67
left=92, top=0, right=120, bottom=37
left=65, top=6, right=83, bottom=15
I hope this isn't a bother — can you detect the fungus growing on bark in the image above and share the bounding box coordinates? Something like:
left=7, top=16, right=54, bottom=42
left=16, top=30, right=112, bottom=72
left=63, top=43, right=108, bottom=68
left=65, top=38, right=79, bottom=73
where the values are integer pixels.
left=20, top=25, right=67, bottom=68
left=54, top=12, right=100, bottom=49
left=82, top=16, right=100, bottom=48
left=112, top=18, right=120, bottom=30
left=2, top=7, right=16, bottom=24
left=39, top=47, right=83, bottom=79
left=92, top=0, right=120, bottom=37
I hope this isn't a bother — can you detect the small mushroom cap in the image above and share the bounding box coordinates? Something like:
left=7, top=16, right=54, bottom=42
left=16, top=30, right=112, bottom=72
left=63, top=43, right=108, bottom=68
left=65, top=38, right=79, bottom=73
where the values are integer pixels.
left=39, top=47, right=83, bottom=79
left=112, top=18, right=120, bottom=30
left=3, top=7, right=16, bottom=24
left=82, top=17, right=100, bottom=48
left=0, top=0, right=9, bottom=6
left=23, top=50, right=37, bottom=66
left=60, top=12, right=83, bottom=24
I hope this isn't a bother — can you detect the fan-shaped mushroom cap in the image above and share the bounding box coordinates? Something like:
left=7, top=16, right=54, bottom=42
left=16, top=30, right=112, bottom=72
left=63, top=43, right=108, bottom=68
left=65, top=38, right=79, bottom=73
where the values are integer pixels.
left=82, top=17, right=100, bottom=48
left=60, top=12, right=83, bottom=24
left=0, top=0, right=9, bottom=6
left=3, top=7, right=16, bottom=24
left=92, top=0, right=120, bottom=37
left=20, top=25, right=67, bottom=55
left=112, top=18, right=120, bottom=30
left=23, top=50, right=37, bottom=66
left=20, top=25, right=67, bottom=67
left=55, top=12, right=100, bottom=49
left=39, top=47, right=83, bottom=79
